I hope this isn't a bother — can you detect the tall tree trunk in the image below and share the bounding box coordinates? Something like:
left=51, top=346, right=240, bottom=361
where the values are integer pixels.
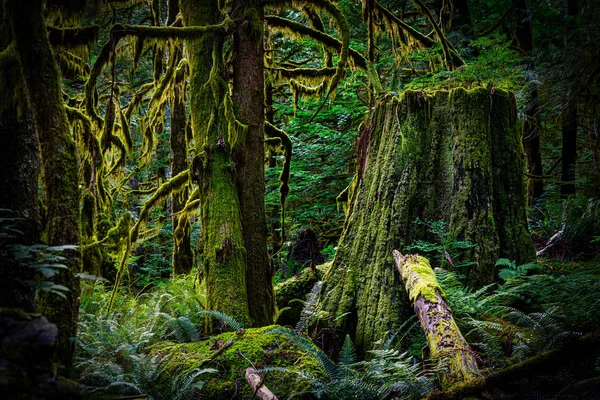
left=6, top=0, right=81, bottom=372
left=182, top=0, right=251, bottom=326
left=561, top=98, right=578, bottom=195
left=0, top=8, right=39, bottom=312
left=233, top=0, right=275, bottom=326
left=321, top=89, right=535, bottom=352
left=561, top=0, right=578, bottom=196
left=516, top=0, right=544, bottom=202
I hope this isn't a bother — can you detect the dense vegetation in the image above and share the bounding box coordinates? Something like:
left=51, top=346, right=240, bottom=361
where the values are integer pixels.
left=1, top=0, right=599, bottom=399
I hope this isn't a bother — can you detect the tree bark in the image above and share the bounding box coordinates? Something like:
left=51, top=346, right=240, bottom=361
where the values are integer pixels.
left=321, top=89, right=535, bottom=352
left=233, top=0, right=275, bottom=326
left=561, top=0, right=579, bottom=196
left=516, top=0, right=544, bottom=202
left=6, top=0, right=81, bottom=372
left=245, top=368, right=279, bottom=400
left=393, top=251, right=479, bottom=387
left=182, top=0, right=251, bottom=326
left=561, top=98, right=578, bottom=195
left=0, top=9, right=39, bottom=312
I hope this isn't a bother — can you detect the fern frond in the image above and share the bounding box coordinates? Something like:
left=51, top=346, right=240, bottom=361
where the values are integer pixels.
left=199, top=310, right=243, bottom=331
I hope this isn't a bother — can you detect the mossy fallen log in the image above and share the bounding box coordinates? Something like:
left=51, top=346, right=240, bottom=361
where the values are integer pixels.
left=427, top=332, right=600, bottom=400
left=150, top=325, right=323, bottom=399
left=393, top=251, right=479, bottom=387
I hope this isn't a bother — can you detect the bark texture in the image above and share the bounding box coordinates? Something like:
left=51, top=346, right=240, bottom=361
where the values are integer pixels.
left=6, top=0, right=81, bottom=371
left=321, top=88, right=535, bottom=351
left=183, top=0, right=251, bottom=326
left=394, top=251, right=479, bottom=386
left=0, top=10, right=39, bottom=311
left=233, top=0, right=275, bottom=326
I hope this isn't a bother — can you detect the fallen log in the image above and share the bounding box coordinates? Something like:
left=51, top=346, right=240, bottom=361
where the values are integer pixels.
left=393, top=250, right=479, bottom=387
left=245, top=368, right=278, bottom=400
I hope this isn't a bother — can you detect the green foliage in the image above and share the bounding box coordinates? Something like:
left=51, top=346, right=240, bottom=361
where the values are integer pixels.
left=199, top=310, right=244, bottom=332
left=406, top=219, right=477, bottom=273
left=529, top=190, right=600, bottom=259
left=76, top=275, right=210, bottom=398
left=263, top=327, right=434, bottom=399
left=495, top=258, right=542, bottom=282
left=10, top=243, right=79, bottom=298
left=404, top=34, right=522, bottom=91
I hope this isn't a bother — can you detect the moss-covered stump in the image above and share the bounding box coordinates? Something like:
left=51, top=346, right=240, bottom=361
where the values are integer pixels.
left=275, top=262, right=331, bottom=327
left=427, top=332, right=600, bottom=400
left=321, top=88, right=535, bottom=352
left=151, top=325, right=323, bottom=399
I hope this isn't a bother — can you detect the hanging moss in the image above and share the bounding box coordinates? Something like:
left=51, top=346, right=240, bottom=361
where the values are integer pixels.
left=320, top=88, right=535, bottom=352
left=265, top=122, right=292, bottom=244
left=265, top=15, right=367, bottom=70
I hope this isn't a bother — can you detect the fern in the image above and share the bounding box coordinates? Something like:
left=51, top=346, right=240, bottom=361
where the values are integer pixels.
left=199, top=310, right=243, bottom=331
left=264, top=328, right=434, bottom=399
left=496, top=258, right=542, bottom=282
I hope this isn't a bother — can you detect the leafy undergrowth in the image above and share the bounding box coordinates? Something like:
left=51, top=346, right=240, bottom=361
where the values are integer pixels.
left=75, top=247, right=600, bottom=400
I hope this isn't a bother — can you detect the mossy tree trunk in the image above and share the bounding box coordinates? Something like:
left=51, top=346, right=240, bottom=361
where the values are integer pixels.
left=182, top=0, right=251, bottom=326
left=6, top=0, right=81, bottom=371
left=394, top=251, right=479, bottom=387
left=321, top=88, right=535, bottom=351
left=232, top=0, right=275, bottom=326
left=0, top=13, right=39, bottom=311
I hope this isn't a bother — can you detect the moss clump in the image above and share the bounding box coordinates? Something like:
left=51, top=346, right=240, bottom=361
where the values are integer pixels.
left=275, top=262, right=331, bottom=326
left=151, top=325, right=323, bottom=399
left=399, top=255, right=444, bottom=303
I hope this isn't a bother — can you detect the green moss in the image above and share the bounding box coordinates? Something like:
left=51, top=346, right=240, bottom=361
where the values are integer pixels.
left=275, top=262, right=330, bottom=326
left=400, top=255, right=444, bottom=303
left=321, top=87, right=534, bottom=351
left=152, top=325, right=323, bottom=399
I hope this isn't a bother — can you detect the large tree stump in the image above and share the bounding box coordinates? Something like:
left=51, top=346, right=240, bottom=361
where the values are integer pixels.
left=394, top=251, right=479, bottom=386
left=321, top=88, right=535, bottom=351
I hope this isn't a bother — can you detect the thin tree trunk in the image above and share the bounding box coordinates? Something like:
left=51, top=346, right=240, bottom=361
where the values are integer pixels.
left=233, top=0, right=275, bottom=326
left=561, top=98, right=578, bottom=195
left=6, top=0, right=81, bottom=372
left=516, top=0, right=544, bottom=201
left=394, top=251, right=479, bottom=387
left=561, top=0, right=579, bottom=195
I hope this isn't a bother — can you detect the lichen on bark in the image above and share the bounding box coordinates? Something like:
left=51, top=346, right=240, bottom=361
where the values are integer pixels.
left=321, top=87, right=535, bottom=352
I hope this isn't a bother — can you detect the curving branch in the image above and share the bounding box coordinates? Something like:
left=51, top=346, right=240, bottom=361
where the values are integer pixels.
left=265, top=15, right=367, bottom=70
left=130, top=169, right=190, bottom=243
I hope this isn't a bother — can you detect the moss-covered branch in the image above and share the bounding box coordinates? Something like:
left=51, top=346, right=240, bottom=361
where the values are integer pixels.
left=47, top=25, right=99, bottom=47
left=410, top=0, right=464, bottom=69
left=373, top=1, right=435, bottom=48
left=130, top=169, right=190, bottom=242
left=85, top=19, right=229, bottom=129
left=265, top=15, right=367, bottom=70
left=265, top=122, right=292, bottom=245
left=394, top=251, right=479, bottom=387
